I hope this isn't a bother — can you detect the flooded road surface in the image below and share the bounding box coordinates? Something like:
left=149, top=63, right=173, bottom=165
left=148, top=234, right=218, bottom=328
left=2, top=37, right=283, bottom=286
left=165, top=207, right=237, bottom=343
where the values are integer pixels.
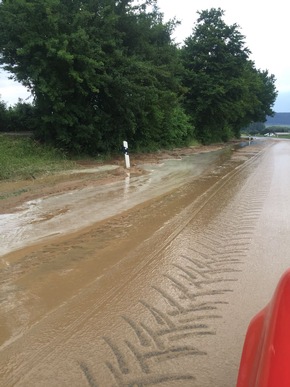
left=1, top=139, right=290, bottom=386
left=0, top=149, right=227, bottom=256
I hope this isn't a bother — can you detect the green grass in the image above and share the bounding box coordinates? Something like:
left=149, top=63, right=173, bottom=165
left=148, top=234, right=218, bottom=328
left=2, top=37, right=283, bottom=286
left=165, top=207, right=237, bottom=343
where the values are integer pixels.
left=188, top=139, right=201, bottom=147
left=0, top=134, right=75, bottom=180
left=0, top=188, right=29, bottom=200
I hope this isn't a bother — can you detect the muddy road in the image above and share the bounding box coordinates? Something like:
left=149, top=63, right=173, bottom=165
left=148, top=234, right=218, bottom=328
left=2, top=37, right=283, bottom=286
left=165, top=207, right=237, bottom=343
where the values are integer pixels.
left=1, top=139, right=290, bottom=386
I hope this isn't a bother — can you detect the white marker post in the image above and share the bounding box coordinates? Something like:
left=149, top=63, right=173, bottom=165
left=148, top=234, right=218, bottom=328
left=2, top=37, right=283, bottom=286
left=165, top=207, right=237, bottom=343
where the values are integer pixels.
left=123, top=140, right=130, bottom=169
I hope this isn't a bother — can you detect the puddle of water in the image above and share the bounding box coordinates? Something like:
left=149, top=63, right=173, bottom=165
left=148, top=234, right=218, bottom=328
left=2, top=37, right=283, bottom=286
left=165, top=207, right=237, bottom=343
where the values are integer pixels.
left=63, top=165, right=119, bottom=175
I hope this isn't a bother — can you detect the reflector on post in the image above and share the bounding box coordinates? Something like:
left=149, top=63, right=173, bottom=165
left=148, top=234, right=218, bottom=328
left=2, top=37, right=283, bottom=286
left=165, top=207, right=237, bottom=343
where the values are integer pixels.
left=123, top=140, right=130, bottom=169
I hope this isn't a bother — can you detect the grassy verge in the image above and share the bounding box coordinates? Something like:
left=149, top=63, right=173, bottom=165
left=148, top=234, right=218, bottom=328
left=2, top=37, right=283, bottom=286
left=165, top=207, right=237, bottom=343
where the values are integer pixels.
left=0, top=134, right=75, bottom=180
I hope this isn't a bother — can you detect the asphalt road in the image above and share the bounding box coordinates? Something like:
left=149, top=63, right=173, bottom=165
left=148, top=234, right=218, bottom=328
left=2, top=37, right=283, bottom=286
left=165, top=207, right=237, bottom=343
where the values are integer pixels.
left=1, top=139, right=290, bottom=386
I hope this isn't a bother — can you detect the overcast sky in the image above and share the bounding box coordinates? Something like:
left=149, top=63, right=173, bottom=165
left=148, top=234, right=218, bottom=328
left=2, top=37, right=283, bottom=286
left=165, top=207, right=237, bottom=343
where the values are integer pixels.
left=0, top=0, right=289, bottom=112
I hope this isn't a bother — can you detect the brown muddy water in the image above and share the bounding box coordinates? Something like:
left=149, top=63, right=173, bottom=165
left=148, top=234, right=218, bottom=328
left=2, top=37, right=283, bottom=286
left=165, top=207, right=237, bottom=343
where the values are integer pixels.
left=1, top=139, right=290, bottom=386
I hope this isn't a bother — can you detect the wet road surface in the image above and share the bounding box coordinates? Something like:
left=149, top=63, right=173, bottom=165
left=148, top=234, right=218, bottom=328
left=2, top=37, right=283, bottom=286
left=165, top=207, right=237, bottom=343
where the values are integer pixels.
left=1, top=139, right=290, bottom=386
left=0, top=149, right=226, bottom=256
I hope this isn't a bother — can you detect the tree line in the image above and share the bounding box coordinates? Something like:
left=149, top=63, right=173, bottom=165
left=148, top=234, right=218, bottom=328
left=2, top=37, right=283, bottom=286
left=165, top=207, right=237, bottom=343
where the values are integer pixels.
left=0, top=1, right=277, bottom=154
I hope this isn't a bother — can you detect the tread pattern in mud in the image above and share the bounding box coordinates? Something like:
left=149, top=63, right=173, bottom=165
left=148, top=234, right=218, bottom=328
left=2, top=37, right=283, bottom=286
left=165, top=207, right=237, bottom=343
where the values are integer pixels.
left=0, top=144, right=275, bottom=387
left=79, top=153, right=272, bottom=386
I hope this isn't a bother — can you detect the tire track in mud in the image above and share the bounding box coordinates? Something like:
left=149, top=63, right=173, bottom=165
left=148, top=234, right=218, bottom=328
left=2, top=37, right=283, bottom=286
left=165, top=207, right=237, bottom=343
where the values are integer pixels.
left=77, top=146, right=274, bottom=386
left=0, top=143, right=274, bottom=386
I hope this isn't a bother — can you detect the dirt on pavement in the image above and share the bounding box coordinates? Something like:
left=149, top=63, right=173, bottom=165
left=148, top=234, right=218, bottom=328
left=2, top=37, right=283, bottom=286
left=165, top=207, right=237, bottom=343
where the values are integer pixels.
left=3, top=138, right=287, bottom=386
left=0, top=143, right=229, bottom=214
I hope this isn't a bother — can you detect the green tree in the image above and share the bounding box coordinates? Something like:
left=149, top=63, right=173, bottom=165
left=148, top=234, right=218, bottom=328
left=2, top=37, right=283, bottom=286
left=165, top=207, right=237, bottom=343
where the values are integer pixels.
left=0, top=97, right=8, bottom=131
left=0, top=0, right=193, bottom=153
left=226, top=64, right=277, bottom=138
left=243, top=122, right=265, bottom=135
left=181, top=8, right=277, bottom=143
left=100, top=1, right=193, bottom=149
left=0, top=0, right=109, bottom=151
left=6, top=100, right=38, bottom=132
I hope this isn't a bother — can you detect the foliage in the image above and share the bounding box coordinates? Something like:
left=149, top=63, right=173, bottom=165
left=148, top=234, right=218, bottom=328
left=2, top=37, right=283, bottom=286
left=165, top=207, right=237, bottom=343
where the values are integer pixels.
left=181, top=8, right=277, bottom=144
left=0, top=0, right=193, bottom=154
left=0, top=96, right=38, bottom=132
left=6, top=100, right=38, bottom=132
left=0, top=134, right=74, bottom=180
left=243, top=122, right=266, bottom=135
left=0, top=97, right=8, bottom=131
left=0, top=4, right=277, bottom=152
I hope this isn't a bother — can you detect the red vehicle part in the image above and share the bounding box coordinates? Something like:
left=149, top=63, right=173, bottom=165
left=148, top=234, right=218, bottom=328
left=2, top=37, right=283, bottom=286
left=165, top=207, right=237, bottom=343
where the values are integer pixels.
left=237, top=269, right=290, bottom=387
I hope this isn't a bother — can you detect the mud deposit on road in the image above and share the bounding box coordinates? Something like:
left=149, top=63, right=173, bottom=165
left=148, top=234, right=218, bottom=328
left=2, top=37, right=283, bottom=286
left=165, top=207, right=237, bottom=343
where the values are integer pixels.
left=1, top=139, right=290, bottom=386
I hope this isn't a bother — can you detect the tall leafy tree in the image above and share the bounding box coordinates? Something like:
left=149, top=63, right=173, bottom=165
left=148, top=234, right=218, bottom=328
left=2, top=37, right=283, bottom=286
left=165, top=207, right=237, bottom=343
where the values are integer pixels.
left=181, top=8, right=277, bottom=143
left=0, top=0, right=111, bottom=151
left=228, top=65, right=277, bottom=137
left=0, top=0, right=193, bottom=153
left=103, top=1, right=193, bottom=149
